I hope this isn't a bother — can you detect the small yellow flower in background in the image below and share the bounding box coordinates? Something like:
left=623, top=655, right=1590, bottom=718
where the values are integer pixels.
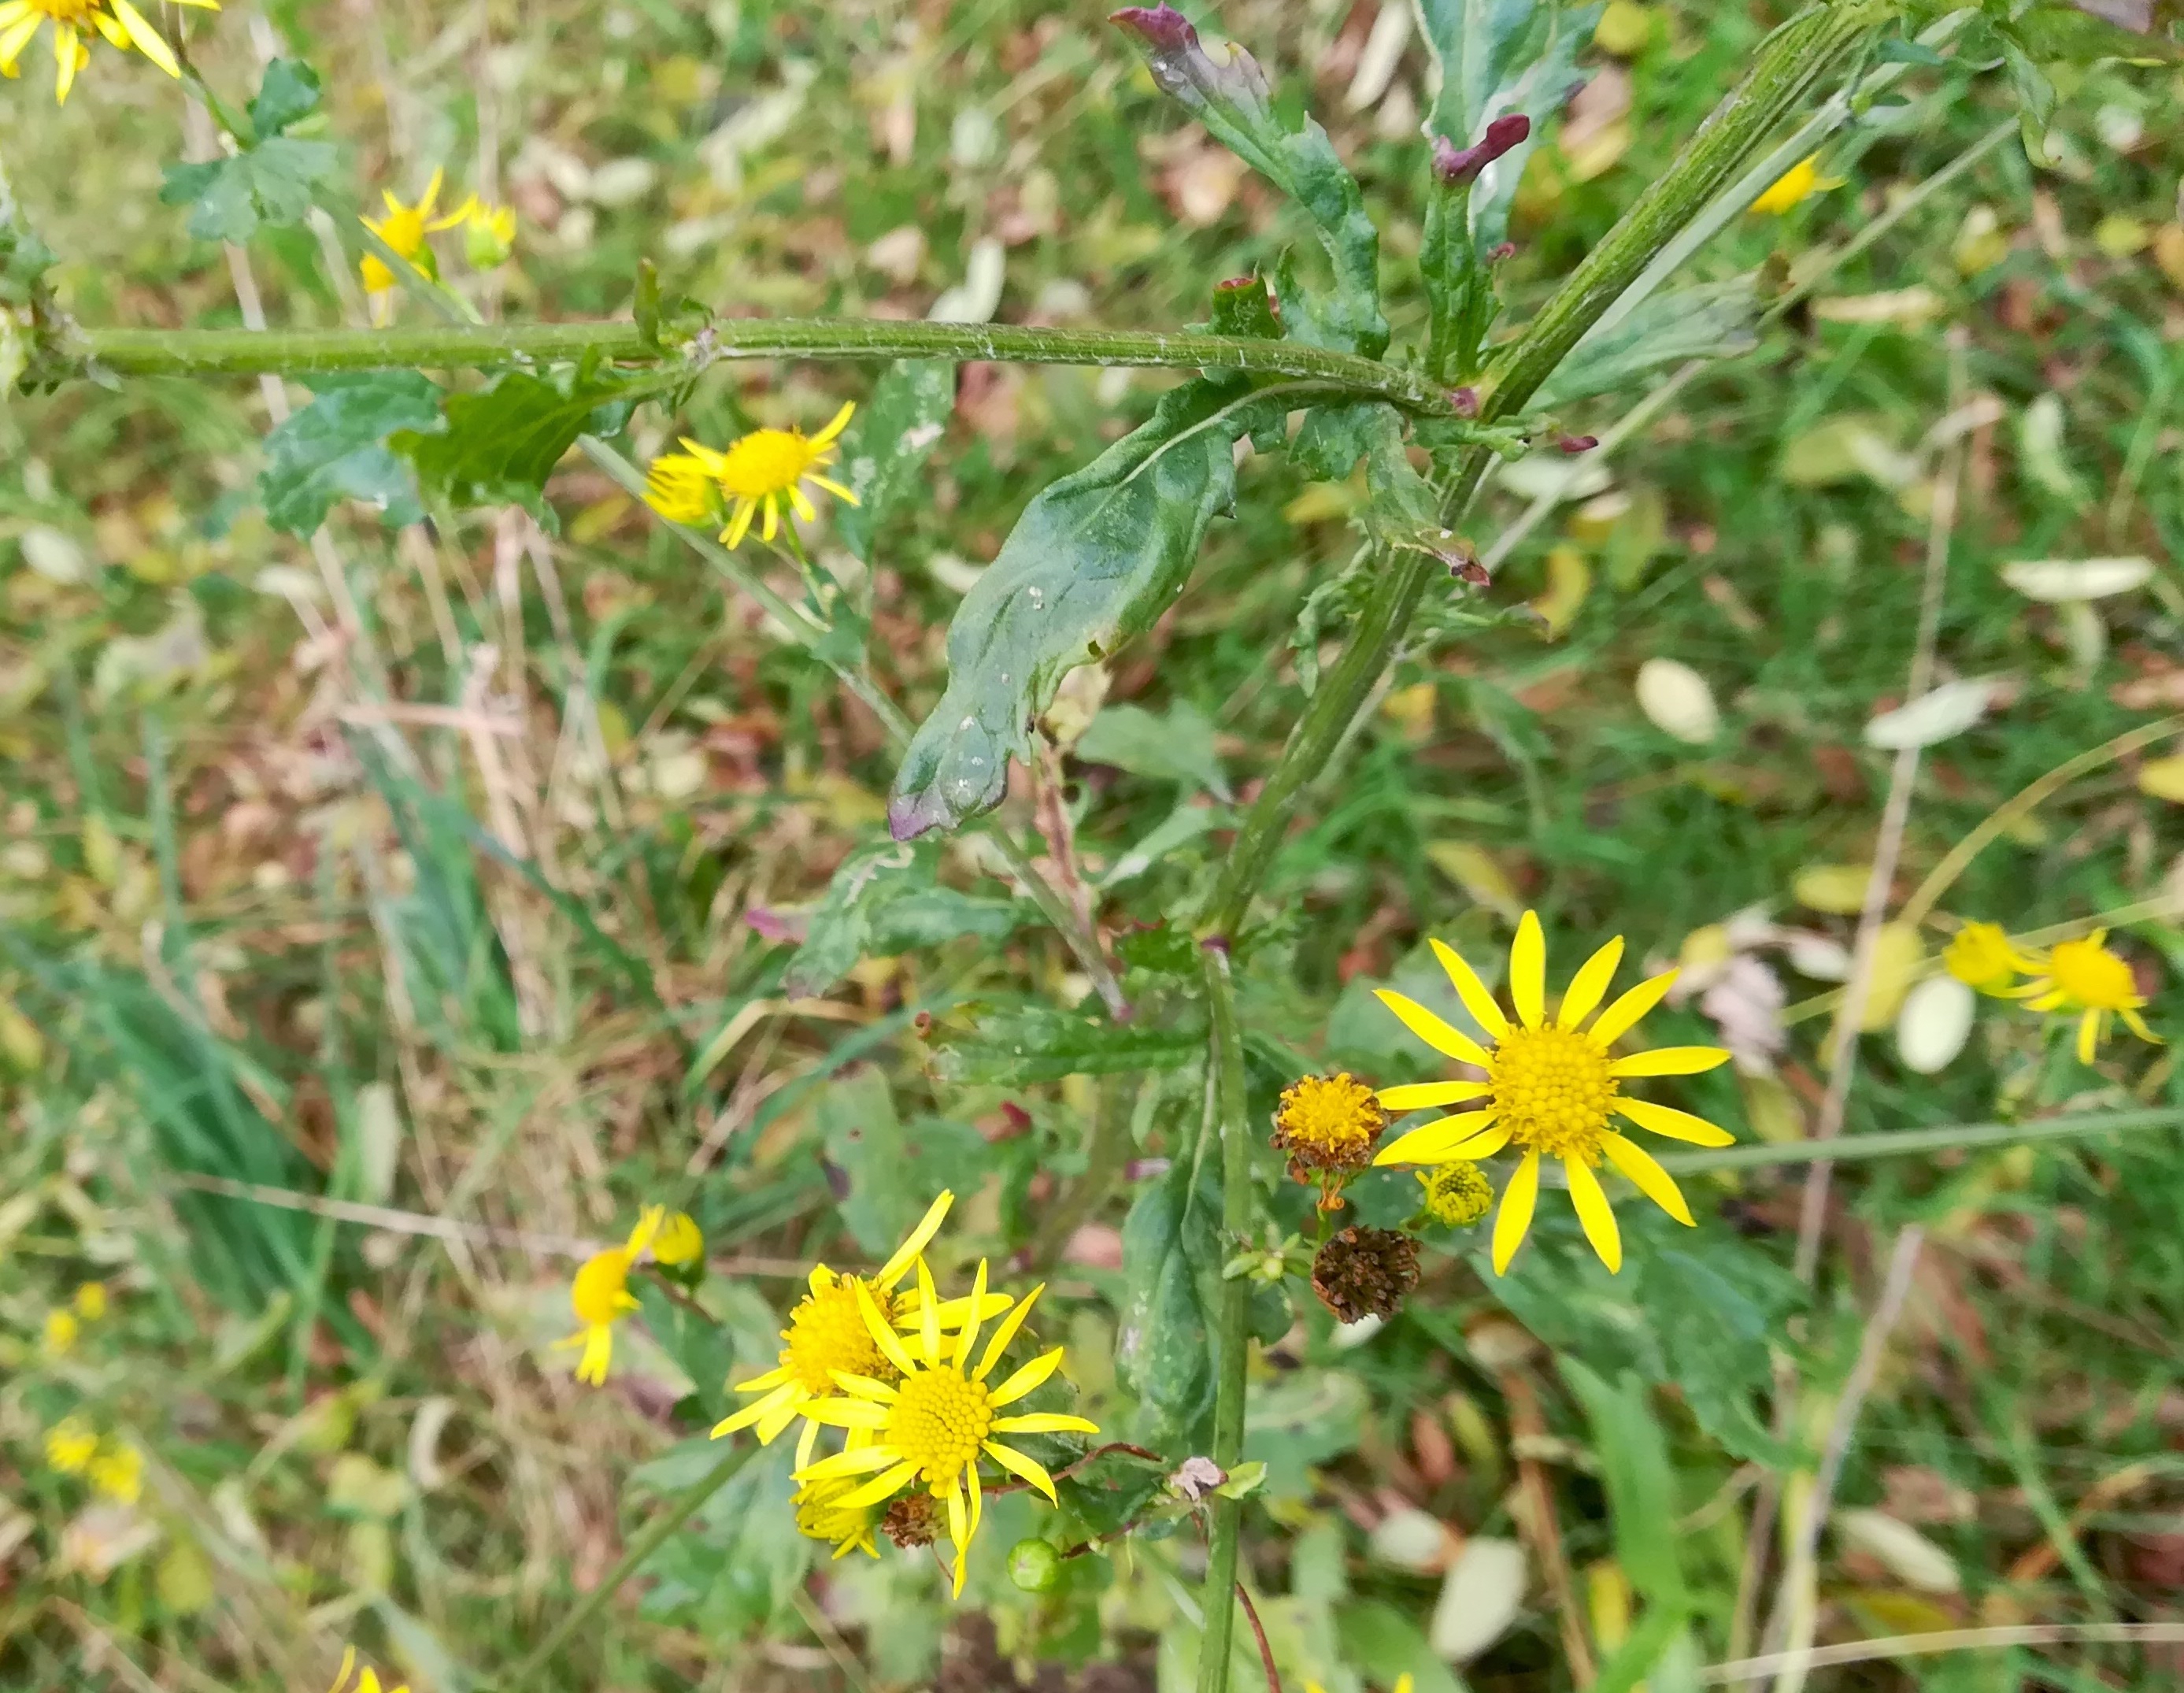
left=88, top=1440, right=142, bottom=1504
left=74, top=1280, right=108, bottom=1321
left=793, top=1261, right=1098, bottom=1598
left=1372, top=912, right=1734, bottom=1276
left=328, top=1645, right=411, bottom=1693
left=1416, top=1161, right=1494, bottom=1228
left=45, top=1417, right=97, bottom=1474
left=0, top=0, right=216, bottom=104
left=644, top=402, right=860, bottom=549
left=794, top=1473, right=882, bottom=1561
left=1945, top=921, right=2045, bottom=998
left=1272, top=1072, right=1386, bottom=1184
left=461, top=199, right=517, bottom=271
left=713, top=1191, right=1009, bottom=1469
left=557, top=1206, right=664, bottom=1386
left=2007, top=931, right=2163, bottom=1065
left=42, top=1306, right=79, bottom=1356
left=1750, top=154, right=1844, bottom=216
left=360, top=169, right=467, bottom=302
left=651, top=1211, right=704, bottom=1267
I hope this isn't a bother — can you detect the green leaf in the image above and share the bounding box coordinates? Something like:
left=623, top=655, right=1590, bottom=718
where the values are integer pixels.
left=248, top=58, right=324, bottom=137
left=1414, top=0, right=1547, bottom=150
left=816, top=1065, right=915, bottom=1258
left=2000, top=39, right=2060, bottom=165
left=1112, top=8, right=1385, bottom=356
left=258, top=374, right=439, bottom=537
left=1560, top=1359, right=1688, bottom=1606
left=1117, top=1158, right=1220, bottom=1451
left=1449, top=2, right=1601, bottom=254
left=159, top=138, right=342, bottom=246
left=1593, top=1607, right=1697, bottom=1693
left=391, top=365, right=653, bottom=518
left=888, top=374, right=1283, bottom=839
left=873, top=887, right=1026, bottom=950
left=832, top=359, right=956, bottom=564
left=780, top=838, right=924, bottom=999
left=1335, top=1601, right=1469, bottom=1693
left=1640, top=1242, right=1801, bottom=1464
left=1291, top=401, right=1444, bottom=554
left=1242, top=1370, right=1369, bottom=1494
left=931, top=999, right=1206, bottom=1086
left=1075, top=701, right=1231, bottom=798
left=1534, top=276, right=1760, bottom=409
left=2004, top=2, right=2182, bottom=61
left=1208, top=272, right=1283, bottom=339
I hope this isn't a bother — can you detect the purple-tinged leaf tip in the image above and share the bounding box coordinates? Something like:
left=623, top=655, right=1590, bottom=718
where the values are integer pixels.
left=1431, top=113, right=1533, bottom=184
left=1558, top=434, right=1599, bottom=455
left=1109, top=5, right=1197, bottom=51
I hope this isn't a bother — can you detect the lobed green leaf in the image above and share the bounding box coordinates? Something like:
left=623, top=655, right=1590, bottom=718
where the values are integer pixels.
left=831, top=359, right=957, bottom=564
left=257, top=373, right=439, bottom=536
left=391, top=365, right=655, bottom=519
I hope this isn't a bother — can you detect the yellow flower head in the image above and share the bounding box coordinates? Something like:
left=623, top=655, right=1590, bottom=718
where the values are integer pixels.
left=462, top=199, right=517, bottom=271
left=652, top=1211, right=705, bottom=1267
left=1372, top=912, right=1734, bottom=1276
left=791, top=1259, right=1098, bottom=1599
left=0, top=0, right=215, bottom=104
left=74, top=1280, right=108, bottom=1321
left=45, top=1416, right=98, bottom=1474
left=643, top=402, right=861, bottom=549
left=1945, top=921, right=2043, bottom=997
left=88, top=1440, right=142, bottom=1504
left=328, top=1646, right=412, bottom=1693
left=1416, top=1161, right=1494, bottom=1228
left=360, top=169, right=467, bottom=297
left=1272, top=1072, right=1386, bottom=1176
left=713, top=1191, right=1009, bottom=1471
left=42, top=1306, right=78, bottom=1356
left=1750, top=154, right=1844, bottom=216
left=554, top=1206, right=664, bottom=1386
left=794, top=1473, right=882, bottom=1561
left=2007, top=929, right=2162, bottom=1065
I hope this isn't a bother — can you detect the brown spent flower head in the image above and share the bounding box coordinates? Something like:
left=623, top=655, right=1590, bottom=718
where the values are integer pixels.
left=1310, top=1226, right=1420, bottom=1324
left=1272, top=1072, right=1387, bottom=1178
left=1417, top=1161, right=1494, bottom=1228
left=882, top=1491, right=941, bottom=1548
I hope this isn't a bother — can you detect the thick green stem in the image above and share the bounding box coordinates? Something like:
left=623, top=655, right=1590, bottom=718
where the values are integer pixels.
left=1195, top=943, right=1253, bottom=1693
left=80, top=320, right=1454, bottom=410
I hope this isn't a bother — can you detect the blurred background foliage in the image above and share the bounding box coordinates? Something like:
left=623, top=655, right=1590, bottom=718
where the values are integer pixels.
left=5, top=0, right=2184, bottom=1689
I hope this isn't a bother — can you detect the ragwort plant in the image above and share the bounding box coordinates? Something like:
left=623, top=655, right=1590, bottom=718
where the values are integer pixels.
left=6, top=0, right=2183, bottom=1687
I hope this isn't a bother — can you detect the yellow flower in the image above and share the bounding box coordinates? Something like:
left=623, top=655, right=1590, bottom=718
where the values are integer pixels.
left=652, top=1210, right=704, bottom=1266
left=1750, top=154, right=1844, bottom=216
left=88, top=1440, right=142, bottom=1504
left=644, top=402, right=860, bottom=549
left=1945, top=921, right=2044, bottom=997
left=794, top=1473, right=882, bottom=1561
left=1372, top=911, right=1734, bottom=1276
left=555, top=1206, right=664, bottom=1386
left=712, top=1191, right=1007, bottom=1470
left=0, top=0, right=215, bottom=104
left=328, top=1646, right=411, bottom=1693
left=1416, top=1161, right=1494, bottom=1228
left=42, top=1307, right=78, bottom=1356
left=360, top=169, right=466, bottom=298
left=792, top=1261, right=1098, bottom=1599
left=461, top=199, right=517, bottom=270
left=45, top=1417, right=97, bottom=1474
left=74, top=1280, right=108, bottom=1321
left=2006, top=930, right=2162, bottom=1065
left=1272, top=1072, right=1386, bottom=1176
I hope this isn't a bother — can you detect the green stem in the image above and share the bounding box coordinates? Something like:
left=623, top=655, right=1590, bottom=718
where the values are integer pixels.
left=80, top=320, right=1454, bottom=409
left=1653, top=1107, right=2184, bottom=1176
left=1196, top=942, right=1253, bottom=1693
left=502, top=1442, right=754, bottom=1687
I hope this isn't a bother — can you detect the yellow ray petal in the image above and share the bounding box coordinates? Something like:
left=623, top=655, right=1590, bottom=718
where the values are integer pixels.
left=1557, top=935, right=1625, bottom=1030
left=723, top=498, right=757, bottom=549
left=1429, top=938, right=1510, bottom=1039
left=990, top=1413, right=1098, bottom=1436
left=0, top=13, right=44, bottom=65
left=812, top=401, right=857, bottom=445
left=54, top=24, right=80, bottom=104
left=1609, top=1045, right=1731, bottom=1078
left=975, top=1282, right=1045, bottom=1382
left=757, top=1398, right=803, bottom=1443
left=955, top=1259, right=990, bottom=1369
left=2122, top=1007, right=2163, bottom=1045
left=2078, top=1009, right=2101, bottom=1065
left=916, top=1258, right=944, bottom=1365
left=1375, top=1111, right=1497, bottom=1166
left=984, top=1439, right=1058, bottom=1502
left=1491, top=1150, right=1542, bottom=1275
left=838, top=1459, right=922, bottom=1510
left=923, top=1291, right=1013, bottom=1327
left=988, top=1346, right=1064, bottom=1407
left=1510, top=911, right=1547, bottom=1028
left=968, top=1468, right=983, bottom=1540
left=805, top=1398, right=891, bottom=1430
left=1614, top=1096, right=1735, bottom=1147
left=827, top=1370, right=898, bottom=1402
left=808, top=473, right=860, bottom=504
left=946, top=1477, right=970, bottom=1597
left=795, top=1416, right=820, bottom=1475
left=795, top=1444, right=902, bottom=1483
left=1373, top=990, right=1492, bottom=1067
left=856, top=1280, right=920, bottom=1377
left=734, top=1365, right=793, bottom=1393
left=1378, top=1080, right=1491, bottom=1112
left=1438, top=1121, right=1513, bottom=1161
left=787, top=482, right=817, bottom=523
left=94, top=9, right=128, bottom=48
left=1564, top=1157, right=1622, bottom=1274
left=1599, top=1132, right=1694, bottom=1226
left=710, top=1381, right=801, bottom=1438
left=759, top=495, right=780, bottom=543
left=1586, top=968, right=1679, bottom=1047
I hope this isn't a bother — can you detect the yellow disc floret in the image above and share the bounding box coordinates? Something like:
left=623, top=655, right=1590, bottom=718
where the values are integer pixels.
left=1416, top=1161, right=1494, bottom=1228
left=1490, top=1024, right=1619, bottom=1162
left=1945, top=921, right=2041, bottom=996
left=2048, top=936, right=2138, bottom=1010
left=886, top=1365, right=995, bottom=1484
left=1272, top=1072, right=1386, bottom=1174
left=783, top=1273, right=899, bottom=1396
